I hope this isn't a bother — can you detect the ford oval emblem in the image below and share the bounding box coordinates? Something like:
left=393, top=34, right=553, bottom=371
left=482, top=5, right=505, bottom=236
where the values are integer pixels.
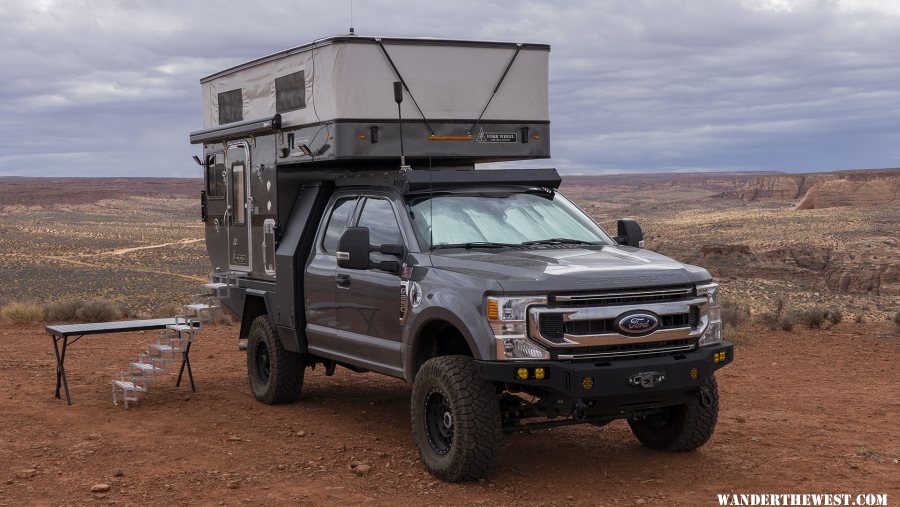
left=615, top=312, right=659, bottom=335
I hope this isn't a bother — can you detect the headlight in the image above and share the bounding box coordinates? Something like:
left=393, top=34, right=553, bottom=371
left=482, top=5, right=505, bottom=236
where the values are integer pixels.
left=486, top=296, right=549, bottom=360
left=697, top=283, right=722, bottom=347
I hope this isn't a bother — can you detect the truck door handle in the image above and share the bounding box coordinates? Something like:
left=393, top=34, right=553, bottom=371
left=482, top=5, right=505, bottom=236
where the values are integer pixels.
left=335, top=274, right=351, bottom=288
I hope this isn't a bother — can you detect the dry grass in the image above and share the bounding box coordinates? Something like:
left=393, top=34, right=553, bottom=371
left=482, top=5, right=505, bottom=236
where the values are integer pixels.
left=0, top=301, right=45, bottom=324
left=721, top=297, right=751, bottom=328
left=723, top=324, right=752, bottom=345
left=798, top=307, right=827, bottom=329
left=75, top=300, right=125, bottom=322
left=756, top=296, right=799, bottom=331
left=43, top=300, right=85, bottom=322
left=826, top=308, right=843, bottom=326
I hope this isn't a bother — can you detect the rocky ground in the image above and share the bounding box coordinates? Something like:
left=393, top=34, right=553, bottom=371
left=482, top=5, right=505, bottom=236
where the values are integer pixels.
left=0, top=322, right=897, bottom=506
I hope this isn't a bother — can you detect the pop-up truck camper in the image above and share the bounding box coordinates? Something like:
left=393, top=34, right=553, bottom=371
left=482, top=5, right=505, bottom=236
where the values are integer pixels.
left=187, top=35, right=732, bottom=482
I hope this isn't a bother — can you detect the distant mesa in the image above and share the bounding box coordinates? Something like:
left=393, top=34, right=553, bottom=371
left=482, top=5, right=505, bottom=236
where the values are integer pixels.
left=736, top=168, right=900, bottom=209
left=796, top=176, right=900, bottom=210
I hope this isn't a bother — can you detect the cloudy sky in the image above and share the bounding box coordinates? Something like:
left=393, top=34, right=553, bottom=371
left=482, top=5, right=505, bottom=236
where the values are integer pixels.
left=2, top=0, right=900, bottom=177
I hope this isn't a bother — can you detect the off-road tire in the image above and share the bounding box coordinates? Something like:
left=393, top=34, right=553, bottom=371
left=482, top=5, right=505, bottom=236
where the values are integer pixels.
left=246, top=315, right=304, bottom=404
left=628, top=375, right=719, bottom=451
left=411, top=355, right=502, bottom=482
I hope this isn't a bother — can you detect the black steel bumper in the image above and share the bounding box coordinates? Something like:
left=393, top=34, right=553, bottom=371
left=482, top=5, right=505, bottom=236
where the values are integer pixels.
left=475, top=342, right=733, bottom=413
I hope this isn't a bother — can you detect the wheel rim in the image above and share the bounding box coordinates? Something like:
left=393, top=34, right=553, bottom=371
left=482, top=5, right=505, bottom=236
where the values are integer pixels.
left=255, top=340, right=271, bottom=384
left=424, top=389, right=453, bottom=455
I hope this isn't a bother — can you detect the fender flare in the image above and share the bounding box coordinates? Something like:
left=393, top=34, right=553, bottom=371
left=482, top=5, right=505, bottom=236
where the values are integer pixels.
left=401, top=299, right=494, bottom=382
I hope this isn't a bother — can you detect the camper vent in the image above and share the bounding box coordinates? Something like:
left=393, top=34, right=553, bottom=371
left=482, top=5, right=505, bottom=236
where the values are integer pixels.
left=218, top=89, right=243, bottom=124
left=275, top=71, right=306, bottom=113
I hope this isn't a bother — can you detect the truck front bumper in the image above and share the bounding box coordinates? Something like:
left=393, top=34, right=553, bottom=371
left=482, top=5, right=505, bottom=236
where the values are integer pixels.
left=475, top=342, right=733, bottom=413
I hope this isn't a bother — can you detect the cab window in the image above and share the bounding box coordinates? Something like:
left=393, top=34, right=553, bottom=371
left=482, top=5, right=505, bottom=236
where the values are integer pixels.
left=322, top=198, right=357, bottom=254
left=357, top=198, right=402, bottom=247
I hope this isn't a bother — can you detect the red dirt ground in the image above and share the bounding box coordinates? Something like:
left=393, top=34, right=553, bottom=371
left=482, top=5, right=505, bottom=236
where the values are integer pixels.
left=0, top=323, right=897, bottom=506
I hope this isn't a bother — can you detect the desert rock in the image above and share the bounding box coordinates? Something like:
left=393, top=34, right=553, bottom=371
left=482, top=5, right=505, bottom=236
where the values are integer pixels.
left=796, top=177, right=900, bottom=210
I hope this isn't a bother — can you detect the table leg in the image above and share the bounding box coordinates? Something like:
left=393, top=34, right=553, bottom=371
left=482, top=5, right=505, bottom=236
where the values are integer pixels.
left=176, top=341, right=195, bottom=392
left=52, top=335, right=72, bottom=406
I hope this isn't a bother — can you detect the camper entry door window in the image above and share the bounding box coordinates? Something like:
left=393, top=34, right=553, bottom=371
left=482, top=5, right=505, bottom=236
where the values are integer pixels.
left=226, top=143, right=251, bottom=270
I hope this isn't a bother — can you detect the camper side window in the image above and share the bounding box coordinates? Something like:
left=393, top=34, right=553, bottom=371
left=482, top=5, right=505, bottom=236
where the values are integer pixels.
left=275, top=71, right=306, bottom=113
left=206, top=154, right=225, bottom=198
left=218, top=89, right=243, bottom=124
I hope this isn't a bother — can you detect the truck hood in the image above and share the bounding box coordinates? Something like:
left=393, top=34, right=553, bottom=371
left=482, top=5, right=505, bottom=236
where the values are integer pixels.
left=428, top=246, right=711, bottom=293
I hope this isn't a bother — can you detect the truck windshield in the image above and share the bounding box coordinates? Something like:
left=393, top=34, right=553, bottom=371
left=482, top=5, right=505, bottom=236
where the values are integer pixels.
left=408, top=191, right=615, bottom=249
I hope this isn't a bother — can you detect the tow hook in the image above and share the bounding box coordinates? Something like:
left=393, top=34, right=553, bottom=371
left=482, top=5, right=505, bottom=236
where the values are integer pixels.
left=572, top=400, right=587, bottom=421
left=698, top=386, right=713, bottom=408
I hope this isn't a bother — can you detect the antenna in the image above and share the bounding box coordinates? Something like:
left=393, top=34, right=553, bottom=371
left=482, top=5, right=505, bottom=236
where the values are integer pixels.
left=348, top=0, right=355, bottom=35
left=394, top=81, right=407, bottom=169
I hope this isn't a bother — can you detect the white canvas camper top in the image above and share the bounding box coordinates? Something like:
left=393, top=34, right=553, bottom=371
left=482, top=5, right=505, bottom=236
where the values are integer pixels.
left=190, top=36, right=551, bottom=165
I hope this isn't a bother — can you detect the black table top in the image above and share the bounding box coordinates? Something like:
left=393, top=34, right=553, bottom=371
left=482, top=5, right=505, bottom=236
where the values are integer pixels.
left=46, top=318, right=179, bottom=338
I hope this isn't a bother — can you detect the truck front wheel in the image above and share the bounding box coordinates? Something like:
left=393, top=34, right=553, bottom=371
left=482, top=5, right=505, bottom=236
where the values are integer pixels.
left=411, top=356, right=501, bottom=482
left=246, top=315, right=304, bottom=404
left=628, top=376, right=719, bottom=451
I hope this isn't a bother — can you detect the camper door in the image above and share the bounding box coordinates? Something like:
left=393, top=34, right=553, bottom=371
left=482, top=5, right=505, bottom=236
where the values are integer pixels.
left=225, top=143, right=252, bottom=271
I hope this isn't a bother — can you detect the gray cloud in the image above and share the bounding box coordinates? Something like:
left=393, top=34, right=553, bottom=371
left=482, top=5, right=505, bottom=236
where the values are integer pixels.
left=1, top=0, right=899, bottom=177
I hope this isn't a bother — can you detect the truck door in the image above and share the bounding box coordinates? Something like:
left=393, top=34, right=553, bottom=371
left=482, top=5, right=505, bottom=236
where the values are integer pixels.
left=305, top=196, right=358, bottom=331
left=334, top=197, right=404, bottom=371
left=225, top=143, right=251, bottom=271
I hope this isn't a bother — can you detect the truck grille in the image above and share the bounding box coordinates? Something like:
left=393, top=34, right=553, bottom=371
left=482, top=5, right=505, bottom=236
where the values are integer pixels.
left=553, top=338, right=697, bottom=361
left=551, top=285, right=695, bottom=307
left=538, top=312, right=691, bottom=341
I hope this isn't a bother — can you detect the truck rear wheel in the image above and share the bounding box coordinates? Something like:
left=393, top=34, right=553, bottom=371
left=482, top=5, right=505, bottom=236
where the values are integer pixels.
left=246, top=315, right=304, bottom=404
left=411, top=356, right=501, bottom=482
left=628, top=376, right=719, bottom=451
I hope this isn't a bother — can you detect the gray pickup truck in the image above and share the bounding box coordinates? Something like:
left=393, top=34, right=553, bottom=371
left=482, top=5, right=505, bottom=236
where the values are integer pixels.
left=191, top=35, right=732, bottom=482
left=208, top=167, right=732, bottom=482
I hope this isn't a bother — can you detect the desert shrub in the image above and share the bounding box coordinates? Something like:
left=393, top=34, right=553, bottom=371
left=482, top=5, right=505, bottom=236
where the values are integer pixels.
left=724, top=324, right=751, bottom=345
left=44, top=300, right=85, bottom=322
left=75, top=300, right=123, bottom=322
left=773, top=296, right=787, bottom=317
left=854, top=314, right=865, bottom=323
left=779, top=312, right=798, bottom=332
left=825, top=308, right=843, bottom=326
left=721, top=298, right=751, bottom=329
left=1, top=301, right=45, bottom=324
left=757, top=311, right=780, bottom=329
left=894, top=312, right=900, bottom=326
left=798, top=307, right=827, bottom=329
left=757, top=295, right=792, bottom=330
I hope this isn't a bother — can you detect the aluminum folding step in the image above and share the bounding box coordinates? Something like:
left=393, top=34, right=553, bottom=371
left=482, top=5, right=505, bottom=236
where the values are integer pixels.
left=166, top=324, right=197, bottom=332
left=149, top=343, right=183, bottom=354
left=111, top=379, right=147, bottom=408
left=130, top=362, right=164, bottom=373
left=185, top=303, right=216, bottom=311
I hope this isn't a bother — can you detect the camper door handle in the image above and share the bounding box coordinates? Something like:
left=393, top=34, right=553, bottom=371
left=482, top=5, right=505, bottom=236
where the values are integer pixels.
left=335, top=274, right=351, bottom=288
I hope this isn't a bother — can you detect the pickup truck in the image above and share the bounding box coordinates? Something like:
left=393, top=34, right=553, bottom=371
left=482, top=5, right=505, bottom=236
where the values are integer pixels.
left=218, top=167, right=733, bottom=482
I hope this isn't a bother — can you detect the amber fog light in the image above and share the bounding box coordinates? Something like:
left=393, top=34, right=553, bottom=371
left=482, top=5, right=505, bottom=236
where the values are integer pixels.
left=690, top=367, right=699, bottom=379
left=582, top=377, right=594, bottom=390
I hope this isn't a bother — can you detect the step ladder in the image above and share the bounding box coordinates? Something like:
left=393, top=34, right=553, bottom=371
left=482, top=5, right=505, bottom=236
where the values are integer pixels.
left=111, top=278, right=235, bottom=408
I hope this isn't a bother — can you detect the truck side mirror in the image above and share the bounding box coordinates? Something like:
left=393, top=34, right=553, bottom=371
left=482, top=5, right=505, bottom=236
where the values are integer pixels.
left=615, top=219, right=645, bottom=248
left=337, top=227, right=371, bottom=270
